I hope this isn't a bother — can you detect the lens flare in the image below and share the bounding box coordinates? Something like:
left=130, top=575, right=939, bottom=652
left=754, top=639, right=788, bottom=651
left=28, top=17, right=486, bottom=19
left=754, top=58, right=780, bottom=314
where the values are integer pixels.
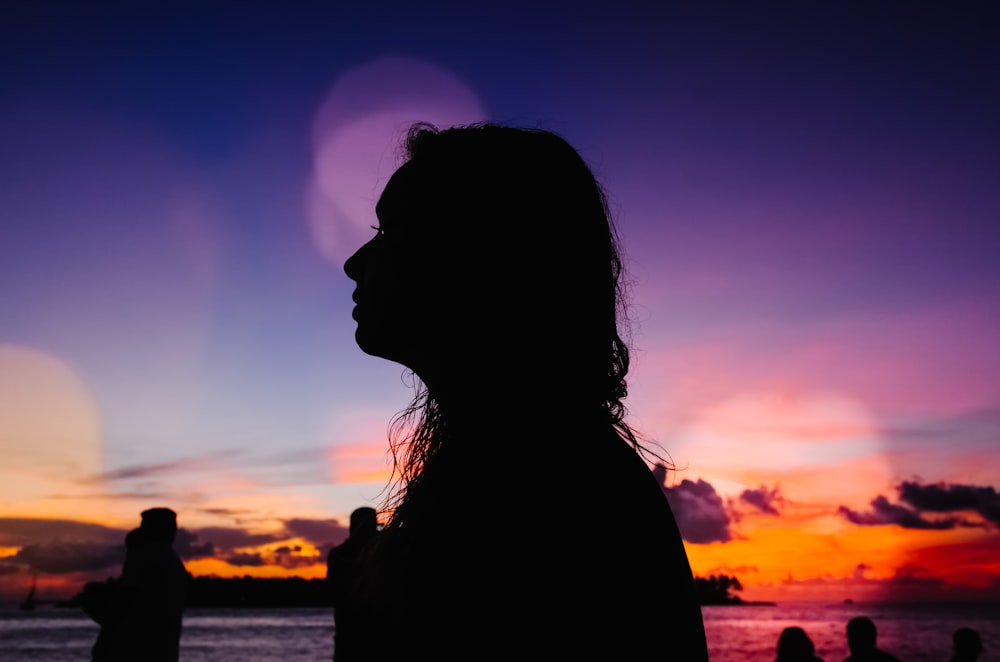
left=305, top=55, right=487, bottom=265
left=0, top=344, right=103, bottom=508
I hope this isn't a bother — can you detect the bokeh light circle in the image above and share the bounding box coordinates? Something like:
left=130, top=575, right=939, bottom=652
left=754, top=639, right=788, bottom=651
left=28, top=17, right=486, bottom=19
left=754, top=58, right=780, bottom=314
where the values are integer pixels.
left=305, top=56, right=487, bottom=265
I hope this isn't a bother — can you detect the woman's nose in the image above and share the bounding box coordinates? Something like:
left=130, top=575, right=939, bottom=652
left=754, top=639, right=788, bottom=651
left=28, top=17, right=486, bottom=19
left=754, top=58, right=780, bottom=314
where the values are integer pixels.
left=343, top=239, right=371, bottom=281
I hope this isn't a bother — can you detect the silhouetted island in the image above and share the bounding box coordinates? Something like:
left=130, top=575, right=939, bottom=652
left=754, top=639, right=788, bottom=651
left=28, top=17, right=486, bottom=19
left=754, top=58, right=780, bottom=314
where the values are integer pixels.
left=64, top=573, right=773, bottom=610
left=694, top=574, right=775, bottom=606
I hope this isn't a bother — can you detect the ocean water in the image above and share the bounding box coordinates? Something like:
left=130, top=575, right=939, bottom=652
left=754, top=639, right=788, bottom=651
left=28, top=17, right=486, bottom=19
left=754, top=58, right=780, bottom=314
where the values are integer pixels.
left=1, top=602, right=997, bottom=660
left=703, top=601, right=1000, bottom=661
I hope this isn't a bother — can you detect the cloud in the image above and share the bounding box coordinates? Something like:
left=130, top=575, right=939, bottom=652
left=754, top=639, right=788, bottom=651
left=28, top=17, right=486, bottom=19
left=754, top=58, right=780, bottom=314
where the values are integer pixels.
left=197, top=507, right=251, bottom=518
left=95, top=453, right=232, bottom=482
left=190, top=519, right=348, bottom=556
left=780, top=565, right=945, bottom=593
left=739, top=485, right=783, bottom=516
left=10, top=542, right=125, bottom=574
left=272, top=545, right=323, bottom=569
left=225, top=553, right=265, bottom=567
left=898, top=481, right=1000, bottom=526
left=173, top=528, right=215, bottom=560
left=838, top=480, right=1000, bottom=530
left=0, top=518, right=125, bottom=546
left=190, top=527, right=282, bottom=552
left=0, top=515, right=342, bottom=576
left=837, top=495, right=960, bottom=530
left=282, top=518, right=348, bottom=547
left=657, top=471, right=732, bottom=544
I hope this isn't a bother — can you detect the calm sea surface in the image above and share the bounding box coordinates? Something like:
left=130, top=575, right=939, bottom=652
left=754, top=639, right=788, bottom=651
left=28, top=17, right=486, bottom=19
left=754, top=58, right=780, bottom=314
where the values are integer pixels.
left=1, top=602, right=997, bottom=660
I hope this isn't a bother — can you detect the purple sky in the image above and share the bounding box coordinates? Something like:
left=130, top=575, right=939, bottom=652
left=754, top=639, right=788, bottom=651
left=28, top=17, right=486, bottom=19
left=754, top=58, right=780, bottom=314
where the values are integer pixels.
left=1, top=0, right=999, bottom=602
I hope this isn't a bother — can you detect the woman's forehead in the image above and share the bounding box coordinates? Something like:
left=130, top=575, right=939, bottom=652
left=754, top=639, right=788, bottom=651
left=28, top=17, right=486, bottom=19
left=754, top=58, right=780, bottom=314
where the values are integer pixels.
left=376, top=160, right=426, bottom=221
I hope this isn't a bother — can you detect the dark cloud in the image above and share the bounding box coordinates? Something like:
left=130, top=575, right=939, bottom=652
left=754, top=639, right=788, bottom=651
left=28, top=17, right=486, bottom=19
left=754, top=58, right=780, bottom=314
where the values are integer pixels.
left=226, top=553, right=265, bottom=567
left=839, top=481, right=1000, bottom=531
left=660, top=474, right=732, bottom=544
left=94, top=453, right=232, bottom=482
left=173, top=528, right=214, bottom=560
left=0, top=513, right=357, bottom=574
left=838, top=496, right=959, bottom=529
left=898, top=481, right=1000, bottom=526
left=282, top=518, right=349, bottom=547
left=191, top=527, right=282, bottom=552
left=739, top=485, right=782, bottom=516
left=197, top=507, right=251, bottom=518
left=272, top=546, right=322, bottom=569
left=46, top=490, right=170, bottom=501
left=887, top=565, right=945, bottom=590
left=0, top=563, right=22, bottom=576
left=0, top=518, right=125, bottom=547
left=778, top=562, right=1000, bottom=601
left=11, top=542, right=125, bottom=574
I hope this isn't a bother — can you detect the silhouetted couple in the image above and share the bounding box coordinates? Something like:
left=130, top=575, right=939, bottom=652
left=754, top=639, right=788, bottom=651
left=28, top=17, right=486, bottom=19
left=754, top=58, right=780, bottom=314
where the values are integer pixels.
left=777, top=617, right=900, bottom=662
left=81, top=507, right=191, bottom=661
left=339, top=122, right=709, bottom=659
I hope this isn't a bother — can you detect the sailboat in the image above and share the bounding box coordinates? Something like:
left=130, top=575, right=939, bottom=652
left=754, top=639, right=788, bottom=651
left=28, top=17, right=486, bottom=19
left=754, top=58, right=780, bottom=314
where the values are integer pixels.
left=19, top=574, right=37, bottom=611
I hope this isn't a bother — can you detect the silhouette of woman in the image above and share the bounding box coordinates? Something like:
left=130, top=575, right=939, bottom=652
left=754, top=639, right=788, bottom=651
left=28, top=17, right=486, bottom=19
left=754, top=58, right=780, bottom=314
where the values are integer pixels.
left=777, top=626, right=823, bottom=661
left=344, top=122, right=708, bottom=660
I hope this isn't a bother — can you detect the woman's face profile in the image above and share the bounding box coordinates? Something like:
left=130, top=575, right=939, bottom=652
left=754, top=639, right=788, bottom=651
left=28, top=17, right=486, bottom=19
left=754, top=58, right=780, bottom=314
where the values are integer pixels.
left=344, top=161, right=439, bottom=370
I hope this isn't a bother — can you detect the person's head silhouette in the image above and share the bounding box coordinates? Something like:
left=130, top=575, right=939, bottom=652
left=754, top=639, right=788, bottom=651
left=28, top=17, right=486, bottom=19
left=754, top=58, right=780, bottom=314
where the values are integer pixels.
left=776, top=626, right=817, bottom=661
left=344, top=122, right=628, bottom=418
left=349, top=507, right=379, bottom=540
left=952, top=627, right=983, bottom=661
left=846, top=616, right=878, bottom=653
left=140, top=507, right=178, bottom=545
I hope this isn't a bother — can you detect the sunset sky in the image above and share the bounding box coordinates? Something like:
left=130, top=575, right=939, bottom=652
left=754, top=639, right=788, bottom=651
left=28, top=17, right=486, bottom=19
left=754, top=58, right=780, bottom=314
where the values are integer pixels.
left=2, top=1, right=998, bottom=605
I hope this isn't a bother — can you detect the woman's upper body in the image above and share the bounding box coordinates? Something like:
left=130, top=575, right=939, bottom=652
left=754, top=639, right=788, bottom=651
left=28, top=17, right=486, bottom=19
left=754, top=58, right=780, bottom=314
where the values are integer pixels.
left=776, top=625, right=823, bottom=662
left=343, top=122, right=709, bottom=660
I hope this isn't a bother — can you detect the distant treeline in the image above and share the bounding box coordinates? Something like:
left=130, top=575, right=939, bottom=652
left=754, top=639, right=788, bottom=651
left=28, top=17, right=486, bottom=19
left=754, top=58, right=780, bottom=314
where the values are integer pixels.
left=694, top=574, right=759, bottom=606
left=66, top=573, right=762, bottom=609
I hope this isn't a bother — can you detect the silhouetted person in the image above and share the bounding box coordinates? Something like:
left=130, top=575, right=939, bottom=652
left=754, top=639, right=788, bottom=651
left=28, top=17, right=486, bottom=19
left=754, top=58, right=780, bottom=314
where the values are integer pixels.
left=84, top=508, right=191, bottom=661
left=327, top=506, right=380, bottom=662
left=844, top=616, right=900, bottom=662
left=342, top=122, right=709, bottom=660
left=951, top=627, right=983, bottom=662
left=85, top=527, right=144, bottom=660
left=777, top=626, right=823, bottom=661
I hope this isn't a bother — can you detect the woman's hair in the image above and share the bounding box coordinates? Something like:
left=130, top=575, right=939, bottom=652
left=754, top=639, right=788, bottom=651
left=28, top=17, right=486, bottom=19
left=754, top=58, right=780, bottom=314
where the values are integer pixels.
left=776, top=626, right=816, bottom=659
left=377, top=121, right=664, bottom=518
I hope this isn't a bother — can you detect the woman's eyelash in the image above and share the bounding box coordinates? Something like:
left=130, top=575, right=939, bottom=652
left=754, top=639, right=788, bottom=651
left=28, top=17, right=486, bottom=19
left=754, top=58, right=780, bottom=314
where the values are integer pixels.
left=370, top=225, right=385, bottom=235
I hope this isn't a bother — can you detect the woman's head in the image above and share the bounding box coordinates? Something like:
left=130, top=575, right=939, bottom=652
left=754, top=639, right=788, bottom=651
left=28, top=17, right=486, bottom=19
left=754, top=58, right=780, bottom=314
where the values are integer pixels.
left=776, top=626, right=816, bottom=660
left=345, top=122, right=629, bottom=411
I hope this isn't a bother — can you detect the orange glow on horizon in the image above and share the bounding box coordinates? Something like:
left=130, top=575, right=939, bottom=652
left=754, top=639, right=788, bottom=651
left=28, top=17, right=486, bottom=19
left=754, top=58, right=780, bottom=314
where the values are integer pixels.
left=184, top=557, right=327, bottom=580
left=687, top=511, right=1000, bottom=602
